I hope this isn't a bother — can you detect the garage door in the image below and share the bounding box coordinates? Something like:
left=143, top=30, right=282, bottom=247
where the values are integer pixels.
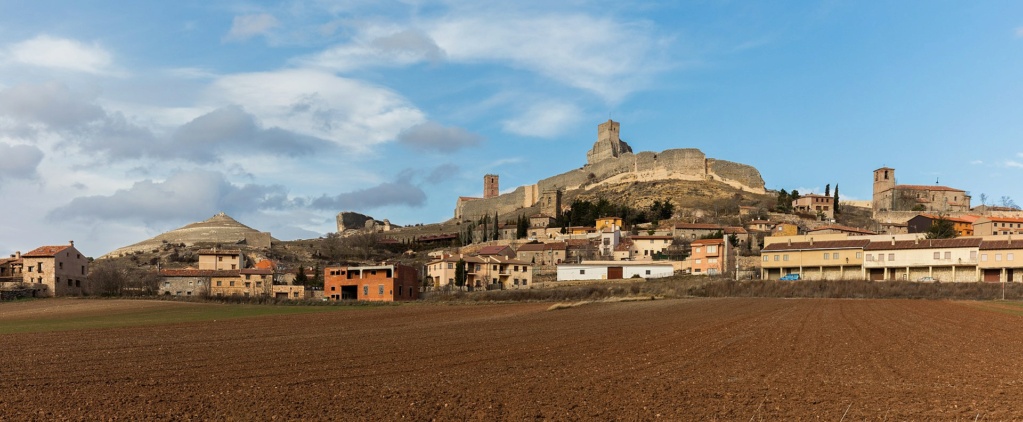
left=983, top=269, right=1001, bottom=282
left=608, top=267, right=623, bottom=279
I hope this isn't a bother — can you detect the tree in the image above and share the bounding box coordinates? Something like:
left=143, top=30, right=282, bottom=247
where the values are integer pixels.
left=295, top=266, right=308, bottom=285
left=925, top=216, right=957, bottom=239
left=311, top=263, right=323, bottom=288
left=493, top=211, right=500, bottom=241
left=824, top=184, right=830, bottom=196
left=775, top=189, right=791, bottom=213
left=980, top=193, right=988, bottom=207
left=833, top=184, right=840, bottom=215
left=454, top=259, right=467, bottom=291
left=1001, top=196, right=1020, bottom=210
left=516, top=214, right=528, bottom=239
left=666, top=237, right=691, bottom=261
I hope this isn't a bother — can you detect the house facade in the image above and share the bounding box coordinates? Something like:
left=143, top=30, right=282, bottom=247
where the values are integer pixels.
left=324, top=264, right=420, bottom=301
left=556, top=262, right=674, bottom=281
left=21, top=241, right=89, bottom=297
left=198, top=248, right=243, bottom=270
left=628, top=235, right=673, bottom=260
left=690, top=239, right=726, bottom=275
left=792, top=194, right=834, bottom=219
left=515, top=242, right=567, bottom=266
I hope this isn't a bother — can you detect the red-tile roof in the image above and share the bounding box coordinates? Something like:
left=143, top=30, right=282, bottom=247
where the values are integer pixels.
left=896, top=185, right=966, bottom=192
left=980, top=240, right=1023, bottom=250
left=762, top=239, right=871, bottom=252
left=159, top=269, right=240, bottom=277
left=23, top=245, right=71, bottom=258
left=863, top=238, right=983, bottom=251
left=240, top=268, right=273, bottom=275
left=477, top=245, right=512, bottom=255
left=807, top=225, right=876, bottom=235
left=254, top=260, right=276, bottom=270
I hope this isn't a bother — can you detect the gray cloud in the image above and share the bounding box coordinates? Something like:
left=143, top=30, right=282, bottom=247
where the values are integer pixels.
left=170, top=106, right=330, bottom=162
left=48, top=169, right=296, bottom=223
left=310, top=180, right=427, bottom=211
left=0, top=83, right=330, bottom=163
left=0, top=82, right=104, bottom=131
left=426, top=163, right=459, bottom=184
left=397, top=121, right=482, bottom=152
left=0, top=143, right=44, bottom=181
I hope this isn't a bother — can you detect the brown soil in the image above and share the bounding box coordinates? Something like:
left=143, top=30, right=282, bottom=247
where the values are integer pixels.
left=1, top=298, right=1022, bottom=420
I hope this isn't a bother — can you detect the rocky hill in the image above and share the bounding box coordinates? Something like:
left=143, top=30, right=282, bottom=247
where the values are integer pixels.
left=102, top=213, right=276, bottom=258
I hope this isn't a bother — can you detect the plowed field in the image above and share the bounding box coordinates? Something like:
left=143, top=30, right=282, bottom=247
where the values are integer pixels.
left=2, top=298, right=1022, bottom=420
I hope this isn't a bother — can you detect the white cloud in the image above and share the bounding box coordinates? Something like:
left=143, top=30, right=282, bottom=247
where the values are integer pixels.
left=970, top=160, right=984, bottom=165
left=303, top=28, right=446, bottom=71
left=501, top=101, right=582, bottom=138
left=1015, top=27, right=1023, bottom=38
left=1006, top=160, right=1023, bottom=169
left=224, top=13, right=280, bottom=42
left=302, top=8, right=668, bottom=103
left=5, top=35, right=115, bottom=75
left=206, top=69, right=426, bottom=152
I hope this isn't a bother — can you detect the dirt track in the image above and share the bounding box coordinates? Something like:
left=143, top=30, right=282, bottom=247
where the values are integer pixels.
left=2, top=298, right=1023, bottom=420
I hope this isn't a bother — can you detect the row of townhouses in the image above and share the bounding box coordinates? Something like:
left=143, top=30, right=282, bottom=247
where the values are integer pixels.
left=762, top=233, right=1023, bottom=282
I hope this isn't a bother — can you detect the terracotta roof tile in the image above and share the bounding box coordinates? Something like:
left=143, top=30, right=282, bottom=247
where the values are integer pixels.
left=23, top=245, right=71, bottom=258
left=863, top=238, right=983, bottom=251
left=763, top=239, right=871, bottom=251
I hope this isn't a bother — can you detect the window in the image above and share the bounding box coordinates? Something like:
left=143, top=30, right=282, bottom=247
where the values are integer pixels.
left=218, top=256, right=223, bottom=262
left=216, top=280, right=222, bottom=286
left=707, top=245, right=718, bottom=253
left=331, top=286, right=336, bottom=291
left=1010, top=253, right=1015, bottom=261
left=856, top=252, right=862, bottom=259
left=81, top=266, right=85, bottom=275
left=645, top=270, right=651, bottom=275
left=38, top=263, right=43, bottom=272
left=695, top=259, right=702, bottom=264
left=448, top=278, right=453, bottom=284
left=996, top=254, right=1002, bottom=262
left=944, top=252, right=951, bottom=260
left=971, top=251, right=978, bottom=260
left=378, top=284, right=384, bottom=295
left=888, top=253, right=894, bottom=261
left=580, top=269, right=586, bottom=274
left=447, top=263, right=453, bottom=269
left=709, top=258, right=718, bottom=264
left=982, top=254, right=988, bottom=262
left=363, top=285, right=369, bottom=296
left=866, top=254, right=873, bottom=262
left=522, top=280, right=528, bottom=285
left=229, top=281, right=235, bottom=287
left=833, top=253, right=839, bottom=260
left=824, top=253, right=829, bottom=260
left=774, top=255, right=780, bottom=261
left=783, top=255, right=789, bottom=261
left=231, top=264, right=236, bottom=270
left=256, top=282, right=262, bottom=287
left=59, top=262, right=63, bottom=270
left=934, top=252, right=940, bottom=260
left=763, top=255, right=769, bottom=262
left=245, top=274, right=251, bottom=280
left=27, top=266, right=33, bottom=272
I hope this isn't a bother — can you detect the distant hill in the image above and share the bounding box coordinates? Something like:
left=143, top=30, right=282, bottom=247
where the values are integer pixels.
left=102, top=213, right=276, bottom=258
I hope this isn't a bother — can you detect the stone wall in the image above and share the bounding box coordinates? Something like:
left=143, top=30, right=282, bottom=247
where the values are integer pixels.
left=455, top=147, right=766, bottom=219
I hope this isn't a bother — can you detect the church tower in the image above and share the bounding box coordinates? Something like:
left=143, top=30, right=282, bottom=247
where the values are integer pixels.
left=873, top=167, right=896, bottom=214
left=539, top=189, right=562, bottom=218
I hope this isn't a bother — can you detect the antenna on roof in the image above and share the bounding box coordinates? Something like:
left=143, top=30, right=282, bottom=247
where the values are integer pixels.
left=936, top=178, right=939, bottom=185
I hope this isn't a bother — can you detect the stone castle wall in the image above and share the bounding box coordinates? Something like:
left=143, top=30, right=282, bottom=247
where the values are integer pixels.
left=455, top=147, right=766, bottom=220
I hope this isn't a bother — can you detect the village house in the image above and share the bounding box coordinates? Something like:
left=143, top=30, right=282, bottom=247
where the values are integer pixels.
left=515, top=242, right=567, bottom=266
left=556, top=261, right=674, bottom=281
left=198, top=248, right=243, bottom=270
left=906, top=214, right=977, bottom=237
left=978, top=239, right=1023, bottom=282
left=770, top=222, right=801, bottom=237
left=21, top=241, right=89, bottom=297
left=477, top=256, right=533, bottom=289
left=689, top=238, right=727, bottom=276
left=792, top=194, right=834, bottom=219
left=863, top=237, right=981, bottom=282
left=595, top=217, right=623, bottom=232
left=476, top=245, right=516, bottom=259
left=425, top=255, right=486, bottom=289
left=628, top=235, right=673, bottom=260
left=158, top=268, right=235, bottom=297
left=324, top=264, right=419, bottom=301
left=973, top=216, right=1023, bottom=236
left=673, top=223, right=724, bottom=240
left=0, top=252, right=23, bottom=283
left=872, top=167, right=970, bottom=215
left=598, top=225, right=622, bottom=258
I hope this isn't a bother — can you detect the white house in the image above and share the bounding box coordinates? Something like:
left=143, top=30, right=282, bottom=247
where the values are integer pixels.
left=557, top=261, right=675, bottom=281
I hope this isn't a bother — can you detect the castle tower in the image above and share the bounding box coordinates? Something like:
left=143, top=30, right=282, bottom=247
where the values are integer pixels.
left=587, top=119, right=633, bottom=165
left=539, top=189, right=562, bottom=218
left=484, top=174, right=499, bottom=199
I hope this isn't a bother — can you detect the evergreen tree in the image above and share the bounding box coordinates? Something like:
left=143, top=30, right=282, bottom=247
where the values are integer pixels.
left=824, top=184, right=830, bottom=196
left=295, top=266, right=307, bottom=285
left=454, top=259, right=467, bottom=290
left=493, top=211, right=500, bottom=241
left=833, top=184, right=840, bottom=215
left=516, top=214, right=528, bottom=239
left=926, top=216, right=957, bottom=239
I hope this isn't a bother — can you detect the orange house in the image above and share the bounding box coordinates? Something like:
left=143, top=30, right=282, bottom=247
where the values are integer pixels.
left=690, top=238, right=726, bottom=276
left=324, top=264, right=420, bottom=301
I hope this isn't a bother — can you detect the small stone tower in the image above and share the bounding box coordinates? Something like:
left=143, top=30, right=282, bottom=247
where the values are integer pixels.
left=484, top=174, right=499, bottom=199
left=587, top=119, right=633, bottom=165
left=539, top=189, right=562, bottom=218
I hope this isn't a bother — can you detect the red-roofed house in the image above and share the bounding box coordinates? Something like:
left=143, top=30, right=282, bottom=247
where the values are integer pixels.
left=515, top=242, right=567, bottom=266
left=690, top=238, right=727, bottom=275
left=477, top=244, right=515, bottom=259
left=21, top=241, right=89, bottom=297
left=974, top=216, right=1023, bottom=236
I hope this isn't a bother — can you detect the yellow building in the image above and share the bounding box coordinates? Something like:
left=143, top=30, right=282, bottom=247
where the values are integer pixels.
left=595, top=217, right=623, bottom=231
left=761, top=238, right=869, bottom=280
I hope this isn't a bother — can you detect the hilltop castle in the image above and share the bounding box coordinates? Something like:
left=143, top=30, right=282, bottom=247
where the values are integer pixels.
left=454, top=120, right=766, bottom=220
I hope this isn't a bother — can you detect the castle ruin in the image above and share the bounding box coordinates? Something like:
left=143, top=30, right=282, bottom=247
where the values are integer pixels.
left=454, top=120, right=766, bottom=220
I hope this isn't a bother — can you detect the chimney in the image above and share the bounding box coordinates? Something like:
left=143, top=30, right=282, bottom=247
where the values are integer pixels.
left=914, top=238, right=919, bottom=245
left=891, top=236, right=896, bottom=246
left=809, top=237, right=814, bottom=246
left=15, top=251, right=21, bottom=259
left=69, top=240, right=74, bottom=246
left=787, top=238, right=792, bottom=247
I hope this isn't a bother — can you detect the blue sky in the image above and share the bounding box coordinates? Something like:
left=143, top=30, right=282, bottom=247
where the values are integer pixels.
left=2, top=1, right=1023, bottom=257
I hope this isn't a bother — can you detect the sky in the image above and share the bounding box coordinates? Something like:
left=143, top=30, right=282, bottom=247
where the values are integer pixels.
left=2, top=1, right=1023, bottom=257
